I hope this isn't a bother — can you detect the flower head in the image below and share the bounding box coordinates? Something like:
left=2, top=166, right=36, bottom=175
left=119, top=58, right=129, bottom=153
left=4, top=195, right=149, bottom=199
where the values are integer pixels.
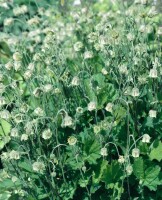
left=149, top=110, right=157, bottom=118
left=68, top=136, right=77, bottom=145
left=142, top=134, right=151, bottom=143
left=88, top=101, right=96, bottom=111
left=132, top=148, right=140, bottom=158
left=32, top=161, right=45, bottom=173
left=100, top=147, right=108, bottom=156
left=42, top=129, right=52, bottom=140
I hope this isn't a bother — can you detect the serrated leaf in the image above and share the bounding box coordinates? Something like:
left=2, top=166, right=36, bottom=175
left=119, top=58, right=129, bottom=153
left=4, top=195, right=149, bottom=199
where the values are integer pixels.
left=78, top=178, right=89, bottom=188
left=83, top=138, right=101, bottom=164
left=149, top=141, right=162, bottom=162
left=92, top=159, right=108, bottom=184
left=143, top=165, right=161, bottom=191
left=133, top=157, right=144, bottom=179
left=18, top=160, right=33, bottom=173
left=144, top=117, right=153, bottom=128
left=0, top=119, right=11, bottom=136
left=101, top=161, right=122, bottom=186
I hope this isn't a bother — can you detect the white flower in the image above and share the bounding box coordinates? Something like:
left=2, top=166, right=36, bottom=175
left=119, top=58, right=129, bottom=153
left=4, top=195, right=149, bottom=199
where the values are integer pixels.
left=119, top=65, right=128, bottom=75
left=149, top=68, right=158, bottom=78
left=100, top=147, right=108, bottom=156
left=43, top=84, right=53, bottom=93
left=9, top=150, right=20, bottom=160
left=88, top=101, right=96, bottom=111
left=21, top=134, right=28, bottom=141
left=61, top=114, right=73, bottom=127
left=74, top=42, right=83, bottom=51
left=139, top=25, right=146, bottom=33
left=42, top=129, right=52, bottom=140
left=13, top=52, right=22, bottom=61
left=0, top=83, right=5, bottom=93
left=118, top=155, right=125, bottom=163
left=93, top=125, right=101, bottom=134
left=32, top=162, right=45, bottom=173
left=82, top=166, right=86, bottom=173
left=84, top=51, right=93, bottom=59
left=142, top=134, right=151, bottom=143
left=131, top=88, right=140, bottom=97
left=4, top=18, right=14, bottom=26
left=0, top=73, right=3, bottom=81
left=71, top=76, right=80, bottom=86
left=34, top=107, right=44, bottom=116
left=24, top=70, right=32, bottom=80
left=14, top=61, right=21, bottom=71
left=76, top=107, right=83, bottom=114
left=126, top=165, right=133, bottom=175
left=105, top=103, right=113, bottom=113
left=27, top=17, right=40, bottom=26
left=0, top=110, right=10, bottom=119
left=149, top=110, right=157, bottom=118
left=12, top=176, right=18, bottom=183
left=73, top=0, right=81, bottom=6
left=141, top=0, right=147, bottom=4
left=10, top=128, right=19, bottom=137
left=0, top=96, right=6, bottom=107
left=148, top=6, right=157, bottom=18
left=127, top=33, right=135, bottom=41
left=101, top=68, right=108, bottom=75
left=28, top=63, right=35, bottom=70
left=132, top=148, right=140, bottom=158
left=68, top=136, right=77, bottom=145
left=54, top=88, right=61, bottom=94
left=33, top=87, right=42, bottom=97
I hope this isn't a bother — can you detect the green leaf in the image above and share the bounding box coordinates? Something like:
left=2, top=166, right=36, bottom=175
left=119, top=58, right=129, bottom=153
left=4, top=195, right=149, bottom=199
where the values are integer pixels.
left=97, top=83, right=118, bottom=109
left=133, top=157, right=144, bottom=179
left=143, top=165, right=161, bottom=191
left=149, top=141, right=162, bottom=162
left=144, top=117, right=153, bottom=128
left=83, top=138, right=101, bottom=164
left=18, top=160, right=33, bottom=173
left=78, top=178, right=89, bottom=188
left=0, top=119, right=11, bottom=136
left=92, top=159, right=108, bottom=184
left=101, top=161, right=122, bottom=186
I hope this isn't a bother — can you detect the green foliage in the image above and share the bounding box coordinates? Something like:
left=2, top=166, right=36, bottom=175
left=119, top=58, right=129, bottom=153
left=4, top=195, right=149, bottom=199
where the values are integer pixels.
left=0, top=0, right=162, bottom=199
left=149, top=141, right=162, bottom=162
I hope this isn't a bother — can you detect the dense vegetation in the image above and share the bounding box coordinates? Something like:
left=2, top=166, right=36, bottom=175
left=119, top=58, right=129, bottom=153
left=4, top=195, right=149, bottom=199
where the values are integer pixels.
left=0, top=0, right=162, bottom=199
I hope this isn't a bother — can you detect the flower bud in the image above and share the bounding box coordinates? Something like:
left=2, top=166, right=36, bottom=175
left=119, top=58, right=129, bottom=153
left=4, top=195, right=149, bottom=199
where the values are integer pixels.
left=88, top=101, right=96, bottom=111
left=101, top=68, right=108, bottom=75
left=132, top=148, right=140, bottom=158
left=131, top=88, right=140, bottom=97
left=118, top=155, right=125, bottom=163
left=13, top=52, right=22, bottom=61
left=149, top=68, right=158, bottom=78
left=42, top=129, right=52, bottom=140
left=126, top=165, right=133, bottom=175
left=21, top=134, right=28, bottom=141
left=67, top=136, right=77, bottom=145
left=71, top=76, right=80, bottom=86
left=61, top=114, right=73, bottom=127
left=149, top=110, right=156, bottom=118
left=9, top=150, right=20, bottom=160
left=100, top=147, right=108, bottom=156
left=142, top=134, right=151, bottom=143
left=105, top=103, right=113, bottom=113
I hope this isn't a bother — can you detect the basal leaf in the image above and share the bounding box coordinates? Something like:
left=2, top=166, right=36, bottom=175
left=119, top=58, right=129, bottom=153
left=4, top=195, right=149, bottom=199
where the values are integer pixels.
left=101, top=161, right=122, bottom=187
left=143, top=165, right=161, bottom=191
left=149, top=141, right=162, bottom=162
left=83, top=138, right=101, bottom=164
left=133, top=157, right=144, bottom=179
